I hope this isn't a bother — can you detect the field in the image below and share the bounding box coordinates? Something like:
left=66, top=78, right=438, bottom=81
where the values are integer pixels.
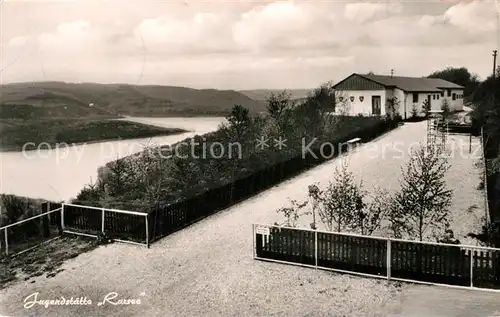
left=0, top=121, right=494, bottom=317
left=0, top=119, right=187, bottom=152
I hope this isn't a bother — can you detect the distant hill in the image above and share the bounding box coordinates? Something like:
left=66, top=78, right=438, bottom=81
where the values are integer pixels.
left=239, top=89, right=313, bottom=101
left=0, top=82, right=267, bottom=119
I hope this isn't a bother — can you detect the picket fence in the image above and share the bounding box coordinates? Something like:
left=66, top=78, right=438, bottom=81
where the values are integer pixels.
left=253, top=224, right=500, bottom=291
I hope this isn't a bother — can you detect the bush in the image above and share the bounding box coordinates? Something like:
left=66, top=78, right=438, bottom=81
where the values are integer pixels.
left=78, top=86, right=399, bottom=211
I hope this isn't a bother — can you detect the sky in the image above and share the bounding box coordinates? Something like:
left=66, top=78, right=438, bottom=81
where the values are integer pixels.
left=1, top=0, right=500, bottom=90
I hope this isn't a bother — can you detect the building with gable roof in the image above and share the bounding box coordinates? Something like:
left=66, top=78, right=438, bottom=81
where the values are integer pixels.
left=333, top=73, right=464, bottom=119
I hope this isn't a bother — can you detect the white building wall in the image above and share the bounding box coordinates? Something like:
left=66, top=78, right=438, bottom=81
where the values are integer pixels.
left=334, top=88, right=464, bottom=117
left=438, top=88, right=464, bottom=112
left=335, top=90, right=386, bottom=116
left=451, top=89, right=464, bottom=111
left=388, top=88, right=406, bottom=118
left=403, top=92, right=442, bottom=118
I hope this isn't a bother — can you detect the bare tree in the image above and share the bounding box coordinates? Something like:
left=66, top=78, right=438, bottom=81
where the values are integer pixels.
left=275, top=199, right=309, bottom=228
left=389, top=144, right=453, bottom=241
left=349, top=188, right=392, bottom=236
left=293, top=82, right=336, bottom=138
left=308, top=160, right=362, bottom=232
left=266, top=91, right=293, bottom=134
left=277, top=165, right=388, bottom=236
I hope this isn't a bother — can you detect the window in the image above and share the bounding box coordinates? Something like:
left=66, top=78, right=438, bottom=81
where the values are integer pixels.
left=350, top=96, right=355, bottom=102
left=452, top=93, right=456, bottom=100
left=441, top=91, right=444, bottom=97
left=339, top=97, right=343, bottom=102
left=437, top=94, right=440, bottom=100
left=433, top=95, right=436, bottom=100
left=447, top=89, right=451, bottom=97
left=413, top=93, right=418, bottom=103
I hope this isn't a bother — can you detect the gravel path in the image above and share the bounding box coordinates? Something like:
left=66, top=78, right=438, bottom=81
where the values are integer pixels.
left=0, top=122, right=491, bottom=317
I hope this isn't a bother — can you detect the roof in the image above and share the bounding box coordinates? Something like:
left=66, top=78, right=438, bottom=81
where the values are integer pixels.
left=335, top=73, right=464, bottom=92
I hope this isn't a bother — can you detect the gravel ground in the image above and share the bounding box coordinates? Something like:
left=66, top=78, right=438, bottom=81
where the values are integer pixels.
left=281, top=122, right=485, bottom=244
left=0, top=121, right=491, bottom=317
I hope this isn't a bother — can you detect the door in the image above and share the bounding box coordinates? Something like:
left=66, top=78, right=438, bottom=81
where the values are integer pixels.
left=428, top=95, right=431, bottom=109
left=371, top=96, right=381, bottom=115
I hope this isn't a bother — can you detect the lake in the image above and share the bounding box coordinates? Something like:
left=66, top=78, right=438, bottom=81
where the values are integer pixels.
left=1, top=117, right=226, bottom=201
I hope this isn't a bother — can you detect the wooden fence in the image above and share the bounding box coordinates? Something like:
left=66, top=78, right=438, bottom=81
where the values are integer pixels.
left=0, top=203, right=149, bottom=256
left=0, top=205, right=63, bottom=257
left=253, top=224, right=500, bottom=290
left=9, top=118, right=397, bottom=250
left=59, top=203, right=149, bottom=246
left=147, top=119, right=399, bottom=242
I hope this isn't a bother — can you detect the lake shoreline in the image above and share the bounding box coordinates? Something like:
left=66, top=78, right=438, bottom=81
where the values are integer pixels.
left=0, top=130, right=188, bottom=153
left=0, top=116, right=225, bottom=202
left=0, top=119, right=188, bottom=153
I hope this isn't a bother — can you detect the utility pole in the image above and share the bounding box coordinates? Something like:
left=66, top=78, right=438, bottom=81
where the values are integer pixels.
left=493, top=50, right=497, bottom=77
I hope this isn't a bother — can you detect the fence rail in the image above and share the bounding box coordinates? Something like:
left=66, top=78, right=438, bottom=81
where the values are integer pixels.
left=481, top=127, right=491, bottom=225
left=0, top=203, right=149, bottom=256
left=0, top=205, right=63, bottom=257
left=1, top=119, right=398, bottom=254
left=61, top=203, right=149, bottom=247
left=148, top=119, right=399, bottom=242
left=253, top=224, right=500, bottom=291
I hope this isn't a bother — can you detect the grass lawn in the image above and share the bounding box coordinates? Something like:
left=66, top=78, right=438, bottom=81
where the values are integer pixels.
left=0, top=119, right=187, bottom=152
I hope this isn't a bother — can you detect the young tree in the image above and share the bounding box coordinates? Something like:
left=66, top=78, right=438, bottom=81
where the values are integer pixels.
left=308, top=160, right=363, bottom=232
left=221, top=105, right=255, bottom=203
left=277, top=170, right=389, bottom=236
left=411, top=104, right=419, bottom=119
left=349, top=188, right=393, bottom=236
left=293, top=82, right=336, bottom=137
left=386, top=96, right=401, bottom=119
left=421, top=99, right=431, bottom=118
left=225, top=104, right=251, bottom=140
left=102, top=157, right=135, bottom=198
left=441, top=98, right=451, bottom=119
left=307, top=183, right=321, bottom=230
left=275, top=199, right=309, bottom=228
left=389, top=144, right=454, bottom=241
left=266, top=91, right=293, bottom=134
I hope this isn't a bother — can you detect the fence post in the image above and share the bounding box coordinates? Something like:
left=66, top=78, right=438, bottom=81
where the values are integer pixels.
left=101, top=209, right=105, bottom=234
left=314, top=229, right=318, bottom=268
left=41, top=202, right=48, bottom=238
left=470, top=249, right=474, bottom=287
left=61, top=204, right=65, bottom=232
left=386, top=239, right=391, bottom=280
left=145, top=215, right=149, bottom=249
left=252, top=224, right=256, bottom=258
left=4, top=228, right=8, bottom=256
